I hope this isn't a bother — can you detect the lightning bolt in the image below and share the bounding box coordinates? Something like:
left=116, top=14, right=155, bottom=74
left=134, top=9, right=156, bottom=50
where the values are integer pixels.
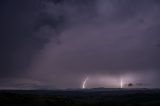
left=82, top=77, right=88, bottom=89
left=120, top=77, right=123, bottom=88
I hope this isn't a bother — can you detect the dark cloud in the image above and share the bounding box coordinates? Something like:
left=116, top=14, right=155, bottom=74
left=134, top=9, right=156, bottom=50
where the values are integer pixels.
left=0, top=0, right=62, bottom=76
left=0, top=0, right=160, bottom=89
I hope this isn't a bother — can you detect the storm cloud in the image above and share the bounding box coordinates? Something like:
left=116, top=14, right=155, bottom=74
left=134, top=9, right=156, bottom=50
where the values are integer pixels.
left=0, top=0, right=160, bottom=89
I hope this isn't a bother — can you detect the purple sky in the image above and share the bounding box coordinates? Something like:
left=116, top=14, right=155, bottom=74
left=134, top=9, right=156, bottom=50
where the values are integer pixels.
left=0, top=0, right=160, bottom=89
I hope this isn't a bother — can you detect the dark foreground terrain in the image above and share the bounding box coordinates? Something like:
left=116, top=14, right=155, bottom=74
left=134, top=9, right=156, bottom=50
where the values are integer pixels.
left=0, top=88, right=160, bottom=106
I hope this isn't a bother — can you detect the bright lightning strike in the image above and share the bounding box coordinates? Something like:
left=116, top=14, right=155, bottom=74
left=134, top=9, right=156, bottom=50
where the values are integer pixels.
left=82, top=77, right=88, bottom=89
left=120, top=77, right=123, bottom=88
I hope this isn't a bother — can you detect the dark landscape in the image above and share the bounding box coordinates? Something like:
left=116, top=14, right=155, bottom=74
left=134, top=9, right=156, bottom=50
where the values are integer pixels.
left=0, top=89, right=160, bottom=106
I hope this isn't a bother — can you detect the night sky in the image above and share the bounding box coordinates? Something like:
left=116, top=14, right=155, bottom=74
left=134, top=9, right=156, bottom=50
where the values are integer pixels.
left=0, top=0, right=160, bottom=89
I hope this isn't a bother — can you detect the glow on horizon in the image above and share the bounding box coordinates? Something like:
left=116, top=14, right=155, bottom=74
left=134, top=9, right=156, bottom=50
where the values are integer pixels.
left=82, top=77, right=88, bottom=89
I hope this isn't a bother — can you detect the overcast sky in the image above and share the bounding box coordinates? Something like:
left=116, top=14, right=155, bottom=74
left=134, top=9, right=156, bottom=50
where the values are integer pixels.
left=0, top=0, right=160, bottom=89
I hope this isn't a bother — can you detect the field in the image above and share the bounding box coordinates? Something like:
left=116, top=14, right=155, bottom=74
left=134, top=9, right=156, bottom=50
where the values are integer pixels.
left=0, top=88, right=160, bottom=106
